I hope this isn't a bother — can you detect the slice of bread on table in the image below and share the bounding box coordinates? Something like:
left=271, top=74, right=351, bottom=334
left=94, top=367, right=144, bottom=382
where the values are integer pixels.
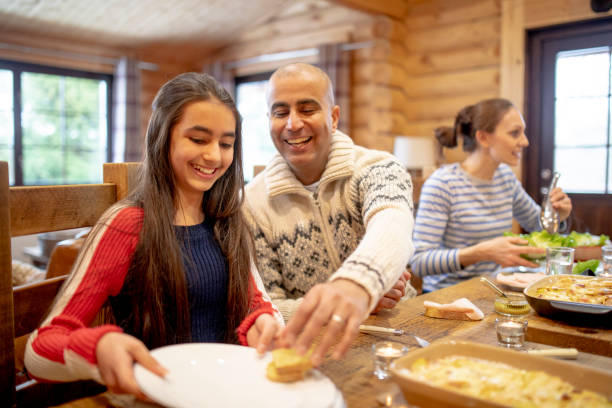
left=424, top=298, right=484, bottom=321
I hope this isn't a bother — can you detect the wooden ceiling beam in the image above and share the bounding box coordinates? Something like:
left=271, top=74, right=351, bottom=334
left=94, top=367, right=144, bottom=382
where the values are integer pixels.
left=329, top=0, right=407, bottom=19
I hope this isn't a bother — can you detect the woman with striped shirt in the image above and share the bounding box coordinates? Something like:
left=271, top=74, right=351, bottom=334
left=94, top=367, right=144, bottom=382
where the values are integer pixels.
left=411, top=98, right=572, bottom=292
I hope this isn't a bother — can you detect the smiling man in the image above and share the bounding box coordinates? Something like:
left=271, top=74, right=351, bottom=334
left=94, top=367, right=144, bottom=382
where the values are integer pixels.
left=243, top=63, right=415, bottom=365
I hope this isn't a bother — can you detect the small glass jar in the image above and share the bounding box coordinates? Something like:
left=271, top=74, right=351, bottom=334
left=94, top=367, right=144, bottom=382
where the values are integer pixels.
left=598, top=245, right=612, bottom=277
left=494, top=293, right=530, bottom=316
left=495, top=315, right=528, bottom=348
left=372, top=341, right=408, bottom=380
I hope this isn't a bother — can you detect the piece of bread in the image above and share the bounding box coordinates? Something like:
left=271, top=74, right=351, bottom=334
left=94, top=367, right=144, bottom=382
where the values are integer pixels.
left=271, top=348, right=312, bottom=375
left=266, top=348, right=312, bottom=383
left=423, top=298, right=484, bottom=321
left=424, top=307, right=475, bottom=321
left=266, top=362, right=305, bottom=383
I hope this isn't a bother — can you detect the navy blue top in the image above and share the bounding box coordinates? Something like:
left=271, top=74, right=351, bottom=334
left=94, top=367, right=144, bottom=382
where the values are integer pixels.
left=175, top=219, right=228, bottom=342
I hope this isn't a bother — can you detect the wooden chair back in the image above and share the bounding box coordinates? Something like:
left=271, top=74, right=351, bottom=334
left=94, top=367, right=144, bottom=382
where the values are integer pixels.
left=0, top=161, right=139, bottom=407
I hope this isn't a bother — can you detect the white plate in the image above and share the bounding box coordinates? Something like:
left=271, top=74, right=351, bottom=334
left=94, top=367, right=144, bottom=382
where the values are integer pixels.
left=134, top=343, right=344, bottom=408
left=495, top=266, right=546, bottom=291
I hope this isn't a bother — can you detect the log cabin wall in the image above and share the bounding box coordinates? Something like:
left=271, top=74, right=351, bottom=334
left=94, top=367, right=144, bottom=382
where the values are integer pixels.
left=398, top=0, right=502, bottom=163
left=1, top=0, right=609, bottom=162
left=352, top=0, right=611, bottom=163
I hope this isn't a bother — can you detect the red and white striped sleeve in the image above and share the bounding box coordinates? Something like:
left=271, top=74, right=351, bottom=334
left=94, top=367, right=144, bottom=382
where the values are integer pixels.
left=236, top=261, right=284, bottom=345
left=25, top=205, right=143, bottom=383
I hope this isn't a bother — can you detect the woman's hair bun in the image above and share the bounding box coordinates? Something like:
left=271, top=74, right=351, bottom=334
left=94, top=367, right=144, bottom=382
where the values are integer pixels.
left=455, top=105, right=474, bottom=139
left=434, top=126, right=457, bottom=148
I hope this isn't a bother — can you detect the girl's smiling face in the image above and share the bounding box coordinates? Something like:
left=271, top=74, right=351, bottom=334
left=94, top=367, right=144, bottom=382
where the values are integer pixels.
left=169, top=99, right=236, bottom=205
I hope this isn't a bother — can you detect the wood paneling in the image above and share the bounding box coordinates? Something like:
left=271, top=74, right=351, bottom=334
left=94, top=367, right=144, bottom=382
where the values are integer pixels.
left=404, top=18, right=501, bottom=52
left=239, top=4, right=368, bottom=43
left=215, top=25, right=355, bottom=61
left=383, top=0, right=502, bottom=156
left=404, top=68, right=500, bottom=98
left=331, top=0, right=408, bottom=19
left=500, top=0, right=525, bottom=111
left=405, top=0, right=501, bottom=29
left=401, top=43, right=501, bottom=75
left=523, top=0, right=612, bottom=29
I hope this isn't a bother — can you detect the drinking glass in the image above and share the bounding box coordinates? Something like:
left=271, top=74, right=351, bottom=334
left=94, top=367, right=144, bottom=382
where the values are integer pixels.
left=546, top=247, right=574, bottom=275
left=495, top=315, right=528, bottom=348
left=372, top=341, right=408, bottom=380
left=598, top=245, right=612, bottom=277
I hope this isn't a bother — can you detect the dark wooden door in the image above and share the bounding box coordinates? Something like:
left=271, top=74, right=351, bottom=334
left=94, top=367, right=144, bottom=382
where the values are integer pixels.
left=526, top=18, right=612, bottom=236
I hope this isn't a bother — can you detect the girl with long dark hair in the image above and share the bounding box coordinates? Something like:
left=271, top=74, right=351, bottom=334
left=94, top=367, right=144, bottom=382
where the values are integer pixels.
left=25, top=72, right=283, bottom=397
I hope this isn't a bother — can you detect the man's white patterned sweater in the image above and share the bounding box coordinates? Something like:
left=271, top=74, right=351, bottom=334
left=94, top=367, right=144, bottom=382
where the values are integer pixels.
left=244, top=131, right=416, bottom=321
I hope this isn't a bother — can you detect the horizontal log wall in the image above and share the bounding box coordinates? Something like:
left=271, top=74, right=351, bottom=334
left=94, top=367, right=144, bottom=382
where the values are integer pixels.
left=398, top=0, right=502, bottom=162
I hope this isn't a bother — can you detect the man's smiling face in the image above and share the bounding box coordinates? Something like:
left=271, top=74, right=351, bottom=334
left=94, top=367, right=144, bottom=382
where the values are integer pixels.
left=266, top=67, right=339, bottom=185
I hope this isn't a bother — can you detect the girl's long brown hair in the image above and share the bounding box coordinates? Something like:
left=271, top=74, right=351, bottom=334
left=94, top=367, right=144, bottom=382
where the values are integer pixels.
left=111, top=72, right=252, bottom=347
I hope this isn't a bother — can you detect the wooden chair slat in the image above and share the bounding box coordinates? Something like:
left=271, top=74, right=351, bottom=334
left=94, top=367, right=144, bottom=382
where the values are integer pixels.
left=9, top=184, right=117, bottom=237
left=0, top=161, right=16, bottom=404
left=1, top=161, right=140, bottom=407
left=13, top=276, right=67, bottom=338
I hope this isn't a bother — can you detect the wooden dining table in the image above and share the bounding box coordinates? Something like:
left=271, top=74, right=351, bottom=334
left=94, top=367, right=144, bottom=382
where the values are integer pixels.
left=55, top=276, right=612, bottom=408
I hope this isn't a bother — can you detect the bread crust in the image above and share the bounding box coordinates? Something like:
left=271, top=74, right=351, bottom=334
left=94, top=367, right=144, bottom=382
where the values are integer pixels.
left=266, top=362, right=305, bottom=382
left=424, top=306, right=473, bottom=321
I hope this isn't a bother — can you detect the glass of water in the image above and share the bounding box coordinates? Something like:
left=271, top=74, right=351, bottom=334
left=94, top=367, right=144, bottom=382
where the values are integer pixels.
left=546, top=247, right=574, bottom=275
left=597, top=245, right=612, bottom=277
left=372, top=341, right=408, bottom=380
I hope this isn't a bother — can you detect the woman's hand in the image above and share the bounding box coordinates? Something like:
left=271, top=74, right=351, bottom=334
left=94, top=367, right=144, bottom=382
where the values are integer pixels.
left=460, top=236, right=544, bottom=268
left=549, top=187, right=572, bottom=221
left=247, top=313, right=281, bottom=354
left=96, top=332, right=167, bottom=399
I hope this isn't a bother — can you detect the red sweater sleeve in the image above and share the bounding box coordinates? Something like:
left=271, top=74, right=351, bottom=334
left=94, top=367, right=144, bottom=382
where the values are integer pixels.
left=25, top=205, right=143, bottom=382
left=236, top=266, right=282, bottom=346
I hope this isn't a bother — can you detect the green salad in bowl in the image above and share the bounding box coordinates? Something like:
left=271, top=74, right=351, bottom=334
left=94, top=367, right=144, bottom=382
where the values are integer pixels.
left=503, top=230, right=610, bottom=260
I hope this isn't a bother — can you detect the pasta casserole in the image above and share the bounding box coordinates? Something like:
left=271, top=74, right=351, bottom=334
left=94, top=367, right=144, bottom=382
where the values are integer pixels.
left=400, top=355, right=612, bottom=407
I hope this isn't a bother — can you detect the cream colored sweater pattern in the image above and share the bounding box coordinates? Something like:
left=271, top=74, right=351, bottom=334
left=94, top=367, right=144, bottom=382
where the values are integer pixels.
left=244, top=131, right=415, bottom=321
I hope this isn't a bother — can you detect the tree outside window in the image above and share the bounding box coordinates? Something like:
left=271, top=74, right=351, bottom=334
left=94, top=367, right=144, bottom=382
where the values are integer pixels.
left=0, top=60, right=111, bottom=186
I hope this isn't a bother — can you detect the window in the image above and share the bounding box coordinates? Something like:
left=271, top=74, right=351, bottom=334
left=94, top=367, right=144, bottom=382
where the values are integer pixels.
left=235, top=73, right=276, bottom=181
left=554, top=47, right=611, bottom=193
left=0, top=60, right=112, bottom=186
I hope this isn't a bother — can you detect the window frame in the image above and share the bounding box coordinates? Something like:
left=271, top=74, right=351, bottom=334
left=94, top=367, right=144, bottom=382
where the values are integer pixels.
left=234, top=71, right=272, bottom=91
left=0, top=59, right=113, bottom=185
left=233, top=71, right=274, bottom=182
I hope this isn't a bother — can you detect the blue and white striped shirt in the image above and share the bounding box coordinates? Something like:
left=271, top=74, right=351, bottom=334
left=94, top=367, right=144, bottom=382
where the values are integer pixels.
left=410, top=163, right=541, bottom=292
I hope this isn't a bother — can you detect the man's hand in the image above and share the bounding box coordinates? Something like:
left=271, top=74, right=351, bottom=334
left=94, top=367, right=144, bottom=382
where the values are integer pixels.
left=246, top=313, right=281, bottom=354
left=278, top=279, right=370, bottom=366
left=372, top=270, right=410, bottom=313
left=96, top=332, right=167, bottom=399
